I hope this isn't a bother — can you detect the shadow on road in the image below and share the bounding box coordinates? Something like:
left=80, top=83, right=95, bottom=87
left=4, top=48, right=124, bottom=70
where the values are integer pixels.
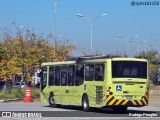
left=43, top=105, right=157, bottom=116
left=42, top=105, right=158, bottom=117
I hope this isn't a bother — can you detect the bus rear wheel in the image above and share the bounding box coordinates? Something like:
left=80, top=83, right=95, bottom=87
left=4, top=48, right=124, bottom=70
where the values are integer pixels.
left=82, top=95, right=90, bottom=112
left=49, top=94, right=56, bottom=108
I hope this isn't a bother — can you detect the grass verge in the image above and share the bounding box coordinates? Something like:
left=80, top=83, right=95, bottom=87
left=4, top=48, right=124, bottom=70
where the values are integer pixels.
left=0, top=87, right=40, bottom=100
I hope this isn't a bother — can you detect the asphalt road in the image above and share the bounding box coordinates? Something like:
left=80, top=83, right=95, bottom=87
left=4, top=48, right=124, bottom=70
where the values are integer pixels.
left=0, top=95, right=159, bottom=120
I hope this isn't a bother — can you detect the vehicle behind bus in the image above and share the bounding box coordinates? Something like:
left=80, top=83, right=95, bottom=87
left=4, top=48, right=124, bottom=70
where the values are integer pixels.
left=40, top=57, right=149, bottom=112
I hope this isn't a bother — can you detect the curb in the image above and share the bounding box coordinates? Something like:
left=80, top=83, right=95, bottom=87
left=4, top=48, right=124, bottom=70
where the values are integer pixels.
left=0, top=98, right=23, bottom=103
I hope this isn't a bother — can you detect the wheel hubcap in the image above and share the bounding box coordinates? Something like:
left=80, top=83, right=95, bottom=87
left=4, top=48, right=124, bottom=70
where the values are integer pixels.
left=83, top=99, right=87, bottom=108
left=50, top=97, right=55, bottom=104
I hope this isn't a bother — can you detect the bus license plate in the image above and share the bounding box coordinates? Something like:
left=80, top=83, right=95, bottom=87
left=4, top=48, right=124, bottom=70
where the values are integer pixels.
left=126, top=96, right=133, bottom=99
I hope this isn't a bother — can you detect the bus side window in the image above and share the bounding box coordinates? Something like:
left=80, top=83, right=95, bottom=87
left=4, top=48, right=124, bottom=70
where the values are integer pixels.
left=75, top=64, right=84, bottom=86
left=95, top=64, right=104, bottom=81
left=49, top=66, right=55, bottom=86
left=61, top=66, right=67, bottom=86
left=85, top=64, right=94, bottom=81
left=55, top=66, right=61, bottom=86
left=68, top=65, right=75, bottom=86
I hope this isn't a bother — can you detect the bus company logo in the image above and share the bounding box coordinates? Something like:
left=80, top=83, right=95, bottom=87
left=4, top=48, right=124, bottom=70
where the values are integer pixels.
left=116, top=85, right=122, bottom=91
left=2, top=112, right=11, bottom=117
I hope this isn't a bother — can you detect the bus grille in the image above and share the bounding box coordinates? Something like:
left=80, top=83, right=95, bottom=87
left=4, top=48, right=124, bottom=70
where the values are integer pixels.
left=106, top=95, right=148, bottom=107
left=96, top=86, right=103, bottom=104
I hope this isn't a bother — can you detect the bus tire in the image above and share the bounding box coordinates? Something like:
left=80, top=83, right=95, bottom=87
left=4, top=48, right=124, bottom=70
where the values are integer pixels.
left=113, top=106, right=127, bottom=113
left=49, top=93, right=56, bottom=108
left=82, top=95, right=90, bottom=112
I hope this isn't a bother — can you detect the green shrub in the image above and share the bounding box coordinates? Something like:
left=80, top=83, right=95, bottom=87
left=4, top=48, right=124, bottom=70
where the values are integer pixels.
left=31, top=87, right=40, bottom=97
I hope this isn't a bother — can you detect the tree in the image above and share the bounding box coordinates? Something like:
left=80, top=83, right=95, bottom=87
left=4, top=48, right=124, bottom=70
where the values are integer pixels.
left=0, top=25, right=76, bottom=86
left=0, top=44, right=7, bottom=60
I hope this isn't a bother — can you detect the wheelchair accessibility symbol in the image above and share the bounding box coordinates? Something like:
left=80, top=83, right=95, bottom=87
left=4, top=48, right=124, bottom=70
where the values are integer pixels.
left=116, top=85, right=122, bottom=91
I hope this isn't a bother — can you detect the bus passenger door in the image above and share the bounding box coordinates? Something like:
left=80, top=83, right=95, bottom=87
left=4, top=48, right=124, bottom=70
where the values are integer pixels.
left=40, top=67, right=48, bottom=103
left=74, top=64, right=84, bottom=105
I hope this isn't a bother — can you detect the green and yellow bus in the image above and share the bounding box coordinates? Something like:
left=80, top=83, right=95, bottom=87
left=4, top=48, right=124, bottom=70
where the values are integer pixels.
left=40, top=56, right=149, bottom=112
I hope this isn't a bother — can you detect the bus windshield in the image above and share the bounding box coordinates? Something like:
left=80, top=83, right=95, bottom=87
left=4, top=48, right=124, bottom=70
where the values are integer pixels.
left=112, top=61, right=147, bottom=78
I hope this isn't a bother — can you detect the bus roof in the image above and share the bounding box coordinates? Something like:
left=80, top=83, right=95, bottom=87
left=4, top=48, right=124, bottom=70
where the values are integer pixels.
left=41, top=56, right=147, bottom=67
left=41, top=61, right=76, bottom=66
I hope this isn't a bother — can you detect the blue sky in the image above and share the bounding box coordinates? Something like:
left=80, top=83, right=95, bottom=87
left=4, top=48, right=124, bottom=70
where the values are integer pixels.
left=0, top=0, right=160, bottom=56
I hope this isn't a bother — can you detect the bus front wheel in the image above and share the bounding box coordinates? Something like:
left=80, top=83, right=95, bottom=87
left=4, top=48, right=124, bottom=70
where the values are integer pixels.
left=82, top=95, right=90, bottom=112
left=49, top=94, right=56, bottom=108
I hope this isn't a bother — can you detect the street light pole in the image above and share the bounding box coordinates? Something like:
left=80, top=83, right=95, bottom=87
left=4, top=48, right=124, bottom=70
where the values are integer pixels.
left=117, top=35, right=138, bottom=57
left=90, top=22, right=93, bottom=55
left=128, top=40, right=133, bottom=56
left=54, top=0, right=58, bottom=56
left=76, top=13, right=106, bottom=55
left=136, top=40, right=148, bottom=55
